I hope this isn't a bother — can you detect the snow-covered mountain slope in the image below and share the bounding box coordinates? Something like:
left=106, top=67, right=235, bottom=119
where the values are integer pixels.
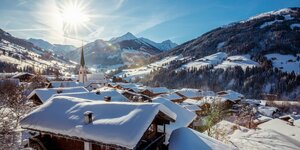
left=176, top=53, right=259, bottom=71
left=139, top=38, right=177, bottom=51
left=215, top=55, right=259, bottom=70
left=265, top=53, right=300, bottom=73
left=67, top=32, right=177, bottom=66
left=28, top=38, right=76, bottom=55
left=178, top=52, right=227, bottom=70
left=115, top=55, right=183, bottom=81
left=158, top=7, right=300, bottom=59
left=0, top=29, right=76, bottom=75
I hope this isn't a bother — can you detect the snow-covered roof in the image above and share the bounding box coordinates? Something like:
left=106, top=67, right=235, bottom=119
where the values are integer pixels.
left=20, top=96, right=176, bottom=149
left=217, top=90, right=244, bottom=102
left=86, top=73, right=107, bottom=83
left=143, top=87, right=170, bottom=94
left=257, top=106, right=278, bottom=117
left=253, top=115, right=272, bottom=124
left=258, top=119, right=300, bottom=142
left=50, top=92, right=104, bottom=101
left=156, top=93, right=182, bottom=101
left=279, top=114, right=300, bottom=122
left=152, top=97, right=196, bottom=143
left=230, top=129, right=300, bottom=150
left=91, top=87, right=129, bottom=102
left=182, top=96, right=222, bottom=107
left=11, top=72, right=34, bottom=79
left=113, top=82, right=144, bottom=92
left=180, top=103, right=201, bottom=112
left=49, top=81, right=84, bottom=88
left=27, top=87, right=89, bottom=103
left=169, top=127, right=231, bottom=150
left=175, top=88, right=202, bottom=98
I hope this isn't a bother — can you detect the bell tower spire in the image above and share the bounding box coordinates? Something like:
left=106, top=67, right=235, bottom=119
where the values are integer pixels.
left=78, top=41, right=87, bottom=83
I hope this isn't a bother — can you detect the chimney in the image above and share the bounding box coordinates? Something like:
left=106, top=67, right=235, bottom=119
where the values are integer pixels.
left=95, top=90, right=101, bottom=95
left=84, top=111, right=93, bottom=124
left=104, top=96, right=111, bottom=102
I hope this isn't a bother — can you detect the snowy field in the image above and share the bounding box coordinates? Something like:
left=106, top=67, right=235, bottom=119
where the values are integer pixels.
left=265, top=53, right=300, bottom=74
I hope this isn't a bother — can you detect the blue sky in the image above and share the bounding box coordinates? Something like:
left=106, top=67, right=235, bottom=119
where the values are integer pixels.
left=0, top=0, right=299, bottom=46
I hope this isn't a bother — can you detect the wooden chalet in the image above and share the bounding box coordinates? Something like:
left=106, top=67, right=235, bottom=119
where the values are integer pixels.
left=140, top=87, right=169, bottom=97
left=20, top=97, right=176, bottom=150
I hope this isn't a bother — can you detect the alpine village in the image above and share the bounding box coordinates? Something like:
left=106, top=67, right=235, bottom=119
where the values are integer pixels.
left=0, top=1, right=300, bottom=150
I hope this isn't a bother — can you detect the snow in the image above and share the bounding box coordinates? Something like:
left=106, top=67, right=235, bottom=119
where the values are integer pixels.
left=143, top=87, right=170, bottom=94
left=258, top=119, right=300, bottom=142
left=257, top=106, right=278, bottom=117
left=265, top=53, right=300, bottom=74
left=230, top=129, right=300, bottom=150
left=49, top=81, right=84, bottom=88
left=175, top=88, right=202, bottom=99
left=20, top=96, right=176, bottom=149
left=91, top=87, right=129, bottom=102
left=139, top=38, right=177, bottom=51
left=247, top=8, right=296, bottom=21
left=27, top=87, right=89, bottom=103
left=152, top=97, right=196, bottom=143
left=156, top=93, right=182, bottom=101
left=50, top=92, right=126, bottom=102
left=169, top=127, right=231, bottom=150
left=183, top=99, right=209, bottom=107
left=180, top=103, right=201, bottom=112
left=110, top=32, right=137, bottom=43
left=259, top=19, right=283, bottom=28
left=290, top=23, right=300, bottom=30
left=215, top=55, right=259, bottom=70
left=178, top=52, right=227, bottom=70
left=217, top=42, right=226, bottom=49
left=217, top=90, right=244, bottom=102
left=253, top=115, right=272, bottom=124
left=115, top=55, right=182, bottom=81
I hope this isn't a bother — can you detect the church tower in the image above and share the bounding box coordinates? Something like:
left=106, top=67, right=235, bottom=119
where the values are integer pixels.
left=78, top=44, right=87, bottom=83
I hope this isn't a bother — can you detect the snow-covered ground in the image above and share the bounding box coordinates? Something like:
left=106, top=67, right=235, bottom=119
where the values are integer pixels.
left=0, top=39, right=76, bottom=75
left=178, top=52, right=227, bottom=70
left=215, top=55, right=259, bottom=70
left=265, top=53, right=300, bottom=74
left=115, top=55, right=182, bottom=81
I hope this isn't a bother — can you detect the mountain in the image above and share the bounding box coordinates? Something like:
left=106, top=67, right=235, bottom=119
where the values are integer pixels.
left=0, top=28, right=76, bottom=75
left=139, top=38, right=178, bottom=51
left=67, top=32, right=177, bottom=66
left=117, top=8, right=300, bottom=100
left=28, top=38, right=77, bottom=55
left=159, top=8, right=300, bottom=59
left=110, top=32, right=137, bottom=43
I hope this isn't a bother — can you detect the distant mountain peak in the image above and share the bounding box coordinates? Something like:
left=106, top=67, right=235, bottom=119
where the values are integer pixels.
left=110, top=32, right=137, bottom=43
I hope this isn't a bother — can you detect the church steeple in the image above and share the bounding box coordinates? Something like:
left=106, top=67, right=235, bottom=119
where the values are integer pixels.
left=80, top=45, right=85, bottom=67
left=78, top=41, right=87, bottom=83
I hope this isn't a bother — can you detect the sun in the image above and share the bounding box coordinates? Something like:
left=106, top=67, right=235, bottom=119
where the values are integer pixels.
left=59, top=0, right=91, bottom=34
left=62, top=5, right=89, bottom=25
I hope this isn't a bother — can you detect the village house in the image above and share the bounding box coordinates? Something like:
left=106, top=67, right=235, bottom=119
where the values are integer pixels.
left=117, top=89, right=151, bottom=102
left=182, top=98, right=212, bottom=116
left=11, top=72, right=35, bottom=82
left=279, top=114, right=300, bottom=126
left=152, top=97, right=197, bottom=143
left=156, top=93, right=185, bottom=103
left=20, top=96, right=176, bottom=150
left=217, top=90, right=245, bottom=108
left=175, top=88, right=203, bottom=100
left=140, top=87, right=170, bottom=97
left=85, top=73, right=109, bottom=91
left=27, top=86, right=89, bottom=105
